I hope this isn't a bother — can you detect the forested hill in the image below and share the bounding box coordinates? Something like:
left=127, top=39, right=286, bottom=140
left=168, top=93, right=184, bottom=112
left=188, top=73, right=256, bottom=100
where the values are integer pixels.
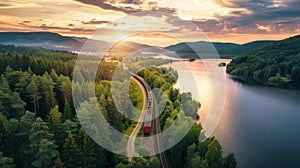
left=227, top=35, right=300, bottom=89
left=219, top=40, right=275, bottom=58
left=0, top=44, right=77, bottom=60
left=165, top=40, right=274, bottom=58
left=0, top=32, right=150, bottom=54
left=0, top=32, right=85, bottom=51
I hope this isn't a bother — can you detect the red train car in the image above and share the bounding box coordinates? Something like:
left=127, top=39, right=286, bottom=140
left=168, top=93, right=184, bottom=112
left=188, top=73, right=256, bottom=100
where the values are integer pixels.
left=130, top=72, right=153, bottom=136
left=143, top=121, right=151, bottom=136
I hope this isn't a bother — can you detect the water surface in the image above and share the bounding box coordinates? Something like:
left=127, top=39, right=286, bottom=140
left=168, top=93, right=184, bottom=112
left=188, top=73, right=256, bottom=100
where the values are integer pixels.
left=163, top=59, right=300, bottom=168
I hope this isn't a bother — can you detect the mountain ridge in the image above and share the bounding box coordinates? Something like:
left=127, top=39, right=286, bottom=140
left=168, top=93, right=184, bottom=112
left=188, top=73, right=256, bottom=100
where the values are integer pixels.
left=0, top=32, right=278, bottom=58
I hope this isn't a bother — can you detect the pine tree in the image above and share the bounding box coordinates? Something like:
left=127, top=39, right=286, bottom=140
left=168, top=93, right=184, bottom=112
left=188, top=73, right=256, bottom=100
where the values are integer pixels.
left=62, top=133, right=82, bottom=167
left=29, top=117, right=53, bottom=161
left=40, top=72, right=57, bottom=118
left=11, top=92, right=26, bottom=120
left=62, top=120, right=78, bottom=139
left=15, top=71, right=31, bottom=104
left=47, top=106, right=63, bottom=147
left=57, top=75, right=71, bottom=104
left=29, top=117, right=59, bottom=168
left=0, top=75, right=11, bottom=94
left=17, top=111, right=35, bottom=167
left=50, top=69, right=59, bottom=84
left=78, top=128, right=95, bottom=168
left=32, top=139, right=58, bottom=168
left=27, top=75, right=40, bottom=116
left=0, top=74, right=26, bottom=119
left=0, top=75, right=12, bottom=115
left=62, top=102, right=72, bottom=122
left=0, top=113, right=9, bottom=150
left=3, top=118, right=18, bottom=163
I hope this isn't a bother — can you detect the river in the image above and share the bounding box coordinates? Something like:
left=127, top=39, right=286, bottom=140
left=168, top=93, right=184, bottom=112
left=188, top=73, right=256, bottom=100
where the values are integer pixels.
left=162, top=59, right=300, bottom=168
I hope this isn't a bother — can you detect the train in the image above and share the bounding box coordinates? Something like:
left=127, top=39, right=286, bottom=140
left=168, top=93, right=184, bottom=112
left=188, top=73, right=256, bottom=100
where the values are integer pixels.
left=130, top=72, right=153, bottom=136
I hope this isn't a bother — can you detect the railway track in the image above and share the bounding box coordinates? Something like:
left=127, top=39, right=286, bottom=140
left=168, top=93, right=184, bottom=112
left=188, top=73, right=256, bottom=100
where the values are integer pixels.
left=128, top=72, right=168, bottom=167
left=152, top=96, right=168, bottom=168
left=127, top=77, right=148, bottom=161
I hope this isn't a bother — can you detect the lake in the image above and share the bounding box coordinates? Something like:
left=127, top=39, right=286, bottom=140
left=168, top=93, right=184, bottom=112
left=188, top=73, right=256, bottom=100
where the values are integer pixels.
left=162, top=59, right=300, bottom=168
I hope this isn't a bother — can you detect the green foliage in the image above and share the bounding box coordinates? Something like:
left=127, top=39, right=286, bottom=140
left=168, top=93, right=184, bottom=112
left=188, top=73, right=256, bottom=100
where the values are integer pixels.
left=0, top=44, right=236, bottom=168
left=181, top=93, right=201, bottom=118
left=29, top=118, right=54, bottom=158
left=123, top=57, right=172, bottom=73
left=223, top=153, right=237, bottom=168
left=0, top=151, right=16, bottom=168
left=0, top=75, right=25, bottom=119
left=77, top=128, right=96, bottom=168
left=148, top=157, right=161, bottom=168
left=53, top=157, right=64, bottom=168
left=32, top=139, right=59, bottom=168
left=62, top=133, right=81, bottom=168
left=17, top=111, right=35, bottom=167
left=165, top=40, right=274, bottom=59
left=205, top=138, right=223, bottom=168
left=27, top=75, right=40, bottom=116
left=129, top=79, right=144, bottom=111
left=135, top=67, right=235, bottom=168
left=62, top=102, right=72, bottom=122
left=47, top=106, right=63, bottom=147
left=227, top=35, right=300, bottom=89
left=0, top=113, right=9, bottom=150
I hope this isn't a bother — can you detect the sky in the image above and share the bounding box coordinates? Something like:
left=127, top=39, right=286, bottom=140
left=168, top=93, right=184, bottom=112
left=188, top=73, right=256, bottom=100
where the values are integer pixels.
left=0, top=0, right=299, bottom=46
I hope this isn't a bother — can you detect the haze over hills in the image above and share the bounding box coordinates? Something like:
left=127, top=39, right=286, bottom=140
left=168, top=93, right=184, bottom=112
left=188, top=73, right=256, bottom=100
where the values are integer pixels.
left=0, top=32, right=275, bottom=58
left=0, top=32, right=85, bottom=51
left=0, top=32, right=151, bottom=53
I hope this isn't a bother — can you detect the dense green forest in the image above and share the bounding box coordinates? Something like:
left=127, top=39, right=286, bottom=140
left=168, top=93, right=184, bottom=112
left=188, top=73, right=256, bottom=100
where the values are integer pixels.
left=227, top=35, right=300, bottom=89
left=0, top=44, right=236, bottom=167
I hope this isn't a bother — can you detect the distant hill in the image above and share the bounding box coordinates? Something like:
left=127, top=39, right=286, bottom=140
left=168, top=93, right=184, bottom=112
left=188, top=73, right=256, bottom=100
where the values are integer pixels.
left=0, top=32, right=87, bottom=51
left=227, top=35, right=300, bottom=89
left=218, top=40, right=275, bottom=58
left=165, top=41, right=239, bottom=58
left=165, top=40, right=274, bottom=58
left=0, top=32, right=153, bottom=56
left=0, top=32, right=275, bottom=59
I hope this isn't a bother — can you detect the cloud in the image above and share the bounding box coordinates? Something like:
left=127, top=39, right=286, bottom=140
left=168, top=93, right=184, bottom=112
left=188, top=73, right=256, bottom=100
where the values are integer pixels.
left=115, top=0, right=143, bottom=5
left=74, top=0, right=138, bottom=13
left=18, top=21, right=32, bottom=26
left=190, top=0, right=300, bottom=34
left=39, top=24, right=95, bottom=32
left=0, top=3, right=9, bottom=7
left=74, top=0, right=177, bottom=14
left=82, top=19, right=111, bottom=25
left=73, top=0, right=298, bottom=35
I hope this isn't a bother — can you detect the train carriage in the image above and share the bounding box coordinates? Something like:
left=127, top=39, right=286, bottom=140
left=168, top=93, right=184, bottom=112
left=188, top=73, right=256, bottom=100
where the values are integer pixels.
left=130, top=73, right=153, bottom=136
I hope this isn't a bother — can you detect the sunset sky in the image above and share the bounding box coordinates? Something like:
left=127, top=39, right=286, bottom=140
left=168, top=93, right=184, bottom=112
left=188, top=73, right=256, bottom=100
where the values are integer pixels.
left=0, top=0, right=299, bottom=46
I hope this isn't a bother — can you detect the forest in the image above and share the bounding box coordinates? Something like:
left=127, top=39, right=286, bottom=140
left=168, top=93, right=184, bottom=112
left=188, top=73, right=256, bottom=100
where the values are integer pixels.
left=0, top=44, right=236, bottom=168
left=227, top=35, right=300, bottom=89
